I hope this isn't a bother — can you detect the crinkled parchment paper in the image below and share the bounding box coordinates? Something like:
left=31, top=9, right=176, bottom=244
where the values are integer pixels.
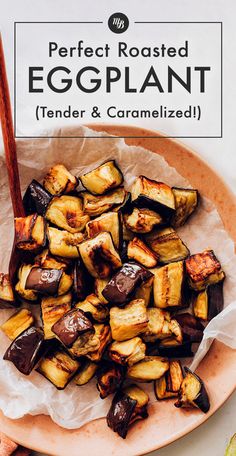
left=0, top=125, right=235, bottom=428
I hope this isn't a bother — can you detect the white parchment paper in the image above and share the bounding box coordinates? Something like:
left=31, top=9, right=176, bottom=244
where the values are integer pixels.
left=0, top=125, right=235, bottom=428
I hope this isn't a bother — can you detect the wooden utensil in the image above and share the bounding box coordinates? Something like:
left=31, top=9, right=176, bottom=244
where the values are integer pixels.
left=0, top=33, right=25, bottom=280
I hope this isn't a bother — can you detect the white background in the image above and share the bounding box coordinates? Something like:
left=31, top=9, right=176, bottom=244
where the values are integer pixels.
left=1, top=0, right=236, bottom=455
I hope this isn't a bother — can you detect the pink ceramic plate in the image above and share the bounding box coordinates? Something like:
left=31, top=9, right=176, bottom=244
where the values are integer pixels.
left=0, top=125, right=236, bottom=456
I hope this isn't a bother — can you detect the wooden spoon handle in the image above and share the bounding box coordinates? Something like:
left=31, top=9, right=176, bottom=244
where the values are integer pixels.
left=0, top=33, right=24, bottom=217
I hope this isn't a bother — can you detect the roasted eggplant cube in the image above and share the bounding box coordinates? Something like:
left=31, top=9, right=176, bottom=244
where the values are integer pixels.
left=153, top=261, right=186, bottom=309
left=145, top=227, right=189, bottom=264
left=69, top=323, right=111, bottom=359
left=94, top=278, right=109, bottom=304
left=25, top=267, right=72, bottom=296
left=154, top=360, right=183, bottom=400
left=80, top=160, right=123, bottom=195
left=0, top=273, right=17, bottom=309
left=143, top=308, right=182, bottom=343
left=43, top=164, right=78, bottom=195
left=79, top=232, right=122, bottom=279
left=102, top=262, right=153, bottom=305
left=192, top=290, right=208, bottom=320
left=47, top=227, right=84, bottom=258
left=81, top=188, right=126, bottom=217
left=75, top=294, right=109, bottom=323
left=185, top=249, right=225, bottom=291
left=86, top=324, right=112, bottom=362
left=37, top=347, right=80, bottom=389
left=86, top=211, right=122, bottom=250
left=52, top=308, right=94, bottom=347
left=15, top=214, right=46, bottom=251
left=127, top=356, right=169, bottom=382
left=131, top=176, right=175, bottom=220
left=158, top=339, right=194, bottom=358
left=74, top=360, right=98, bottom=386
left=108, top=337, right=146, bottom=367
left=110, top=299, right=148, bottom=341
left=97, top=362, right=124, bottom=399
left=35, top=249, right=70, bottom=271
left=175, top=312, right=204, bottom=342
left=23, top=179, right=52, bottom=216
left=3, top=327, right=45, bottom=375
left=107, top=385, right=149, bottom=439
left=127, top=237, right=158, bottom=268
left=175, top=367, right=210, bottom=413
left=134, top=276, right=154, bottom=307
left=171, top=187, right=198, bottom=228
left=46, top=195, right=89, bottom=233
left=124, top=207, right=163, bottom=234
left=41, top=292, right=72, bottom=339
left=1, top=308, right=34, bottom=340
left=15, top=265, right=38, bottom=302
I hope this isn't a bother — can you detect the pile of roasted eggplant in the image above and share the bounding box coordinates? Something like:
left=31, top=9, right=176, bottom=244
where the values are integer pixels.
left=0, top=160, right=225, bottom=438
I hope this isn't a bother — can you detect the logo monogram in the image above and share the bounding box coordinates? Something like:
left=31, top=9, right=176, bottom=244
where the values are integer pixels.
left=108, top=13, right=129, bottom=34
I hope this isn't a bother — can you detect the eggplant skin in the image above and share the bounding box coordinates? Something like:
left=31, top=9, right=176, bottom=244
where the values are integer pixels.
left=171, top=187, right=198, bottom=228
left=25, top=267, right=63, bottom=295
left=43, top=164, right=78, bottom=195
left=3, top=327, right=45, bottom=375
left=80, top=160, right=123, bottom=195
left=185, top=249, right=225, bottom=291
left=96, top=362, right=125, bottom=399
left=52, top=308, right=94, bottom=347
left=102, top=262, right=153, bottom=305
left=175, top=367, right=210, bottom=413
left=175, top=312, right=204, bottom=343
left=41, top=292, right=72, bottom=340
left=207, top=281, right=224, bottom=320
left=131, top=176, right=175, bottom=220
left=0, top=273, right=18, bottom=309
left=107, top=390, right=137, bottom=438
left=157, top=340, right=194, bottom=358
left=23, top=179, right=52, bottom=216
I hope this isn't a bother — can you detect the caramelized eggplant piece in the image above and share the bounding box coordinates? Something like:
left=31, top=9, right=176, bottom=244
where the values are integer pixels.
left=74, top=360, right=98, bottom=386
left=86, top=211, right=122, bottom=249
left=112, top=191, right=132, bottom=214
left=80, top=160, right=123, bottom=195
left=43, top=164, right=78, bottom=195
left=75, top=294, right=109, bottom=323
left=37, top=346, right=80, bottom=389
left=47, top=227, right=84, bottom=258
left=127, top=356, right=169, bottom=382
left=153, top=261, right=186, bottom=309
left=134, top=276, right=154, bottom=307
left=94, top=278, right=109, bottom=304
left=35, top=249, right=70, bottom=271
left=207, top=281, right=224, bottom=320
left=52, top=308, right=94, bottom=347
left=3, top=327, right=45, bottom=375
left=1, top=309, right=34, bottom=340
left=97, top=362, right=125, bottom=399
left=124, top=207, right=163, bottom=234
left=192, top=290, right=208, bottom=320
left=15, top=265, right=38, bottom=302
left=158, top=339, right=194, bottom=358
left=185, top=249, right=225, bottom=291
left=41, top=292, right=72, bottom=339
left=73, top=259, right=93, bottom=301
left=25, top=267, right=72, bottom=296
left=46, top=195, right=89, bottom=233
left=79, top=232, right=122, bottom=279
left=145, top=227, right=189, bottom=264
left=23, top=179, right=52, bottom=216
left=86, top=324, right=112, bottom=361
left=81, top=187, right=126, bottom=217
left=143, top=308, right=182, bottom=343
left=127, top=237, right=158, bottom=268
left=175, top=312, right=204, bottom=342
left=171, top=187, right=198, bottom=228
left=154, top=360, right=183, bottom=399
left=0, top=273, right=18, bottom=308
left=110, top=299, right=148, bottom=341
left=102, top=262, right=153, bottom=305
left=15, top=214, right=46, bottom=251
left=175, top=367, right=210, bottom=413
left=131, top=176, right=175, bottom=220
left=107, top=385, right=149, bottom=439
left=108, top=337, right=146, bottom=366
